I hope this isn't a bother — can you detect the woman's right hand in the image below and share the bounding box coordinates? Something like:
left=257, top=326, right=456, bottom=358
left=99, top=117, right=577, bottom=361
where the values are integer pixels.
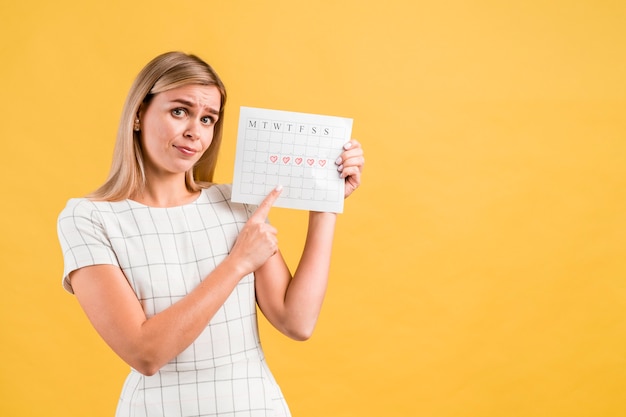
left=228, top=185, right=283, bottom=275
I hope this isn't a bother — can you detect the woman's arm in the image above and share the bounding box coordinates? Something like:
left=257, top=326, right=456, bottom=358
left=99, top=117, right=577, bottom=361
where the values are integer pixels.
left=254, top=212, right=336, bottom=340
left=254, top=140, right=364, bottom=340
left=70, top=187, right=283, bottom=376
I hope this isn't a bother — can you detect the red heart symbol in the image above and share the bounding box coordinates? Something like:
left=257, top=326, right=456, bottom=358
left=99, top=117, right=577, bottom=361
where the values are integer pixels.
left=307, top=158, right=315, bottom=166
left=270, top=155, right=278, bottom=163
left=282, top=156, right=291, bottom=164
left=318, top=159, right=326, bottom=167
left=295, top=157, right=303, bottom=165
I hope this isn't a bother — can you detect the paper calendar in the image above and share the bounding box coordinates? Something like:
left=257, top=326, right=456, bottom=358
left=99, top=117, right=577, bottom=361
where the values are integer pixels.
left=231, top=106, right=353, bottom=213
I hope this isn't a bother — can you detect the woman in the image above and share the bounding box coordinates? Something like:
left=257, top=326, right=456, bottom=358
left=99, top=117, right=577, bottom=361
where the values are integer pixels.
left=57, top=51, right=364, bottom=416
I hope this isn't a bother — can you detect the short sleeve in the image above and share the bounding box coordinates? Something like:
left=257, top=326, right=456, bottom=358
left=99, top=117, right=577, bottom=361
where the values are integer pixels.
left=57, top=199, right=119, bottom=294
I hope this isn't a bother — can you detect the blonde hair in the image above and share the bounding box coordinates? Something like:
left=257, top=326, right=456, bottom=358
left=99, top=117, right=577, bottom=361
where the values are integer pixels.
left=88, top=51, right=227, bottom=201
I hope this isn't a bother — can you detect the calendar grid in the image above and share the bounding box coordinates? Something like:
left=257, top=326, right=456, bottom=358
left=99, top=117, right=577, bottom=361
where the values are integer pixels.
left=232, top=107, right=353, bottom=213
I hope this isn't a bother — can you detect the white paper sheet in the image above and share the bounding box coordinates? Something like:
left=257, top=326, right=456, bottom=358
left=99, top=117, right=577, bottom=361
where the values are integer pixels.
left=231, top=106, right=353, bottom=213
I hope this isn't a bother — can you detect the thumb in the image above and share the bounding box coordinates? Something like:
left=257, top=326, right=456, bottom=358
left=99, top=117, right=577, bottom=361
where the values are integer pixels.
left=249, top=185, right=283, bottom=223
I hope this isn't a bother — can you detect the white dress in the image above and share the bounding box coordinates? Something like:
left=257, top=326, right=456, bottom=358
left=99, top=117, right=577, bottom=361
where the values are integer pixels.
left=57, top=184, right=291, bottom=417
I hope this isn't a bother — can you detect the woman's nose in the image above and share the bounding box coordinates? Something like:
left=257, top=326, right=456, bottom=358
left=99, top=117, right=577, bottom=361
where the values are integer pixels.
left=184, top=119, right=200, bottom=139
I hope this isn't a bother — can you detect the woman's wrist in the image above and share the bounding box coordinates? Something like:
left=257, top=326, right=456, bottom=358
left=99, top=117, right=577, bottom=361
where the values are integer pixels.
left=308, top=211, right=337, bottom=233
left=309, top=211, right=338, bottom=219
left=218, top=253, right=252, bottom=281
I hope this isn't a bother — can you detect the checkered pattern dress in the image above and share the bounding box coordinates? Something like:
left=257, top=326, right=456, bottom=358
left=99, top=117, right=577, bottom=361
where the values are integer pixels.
left=58, top=184, right=291, bottom=417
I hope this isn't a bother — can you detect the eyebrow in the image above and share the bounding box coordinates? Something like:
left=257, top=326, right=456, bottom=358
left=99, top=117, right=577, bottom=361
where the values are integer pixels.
left=172, top=98, right=220, bottom=115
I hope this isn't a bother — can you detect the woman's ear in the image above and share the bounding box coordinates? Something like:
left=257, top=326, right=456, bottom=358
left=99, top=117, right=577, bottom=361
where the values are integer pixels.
left=134, top=106, right=144, bottom=132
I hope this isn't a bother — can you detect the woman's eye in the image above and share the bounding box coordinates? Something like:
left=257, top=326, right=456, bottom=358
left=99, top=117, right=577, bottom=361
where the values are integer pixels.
left=172, top=108, right=186, bottom=117
left=201, top=116, right=214, bottom=125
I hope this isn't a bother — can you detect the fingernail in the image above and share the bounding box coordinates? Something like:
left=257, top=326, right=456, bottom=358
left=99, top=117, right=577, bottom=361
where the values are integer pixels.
left=335, top=156, right=342, bottom=165
left=275, top=184, right=283, bottom=192
left=337, top=164, right=343, bottom=172
left=344, top=142, right=353, bottom=150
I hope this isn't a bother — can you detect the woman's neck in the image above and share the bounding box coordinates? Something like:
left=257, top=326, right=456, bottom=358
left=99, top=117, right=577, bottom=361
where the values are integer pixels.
left=131, top=176, right=200, bottom=208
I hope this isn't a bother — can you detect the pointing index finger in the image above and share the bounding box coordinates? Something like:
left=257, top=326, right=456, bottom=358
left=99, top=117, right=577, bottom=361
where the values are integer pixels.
left=250, top=185, right=283, bottom=222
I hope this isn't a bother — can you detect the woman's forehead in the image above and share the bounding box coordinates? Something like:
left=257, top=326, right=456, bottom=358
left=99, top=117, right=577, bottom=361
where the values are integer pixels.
left=155, top=84, right=222, bottom=112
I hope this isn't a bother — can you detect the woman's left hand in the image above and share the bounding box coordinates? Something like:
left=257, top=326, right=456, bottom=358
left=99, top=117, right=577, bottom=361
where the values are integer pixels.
left=336, top=139, right=365, bottom=199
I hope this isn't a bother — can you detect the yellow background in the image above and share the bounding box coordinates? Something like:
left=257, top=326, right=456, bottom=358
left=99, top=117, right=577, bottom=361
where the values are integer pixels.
left=1, top=1, right=625, bottom=416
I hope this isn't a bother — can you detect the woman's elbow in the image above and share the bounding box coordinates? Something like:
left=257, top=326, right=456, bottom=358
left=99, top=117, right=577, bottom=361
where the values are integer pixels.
left=132, top=358, right=163, bottom=376
left=290, top=331, right=312, bottom=342
left=284, top=321, right=316, bottom=341
left=124, top=345, right=167, bottom=376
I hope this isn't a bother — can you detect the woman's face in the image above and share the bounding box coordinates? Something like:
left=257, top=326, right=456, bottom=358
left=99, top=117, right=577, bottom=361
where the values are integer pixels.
left=138, top=84, right=221, bottom=180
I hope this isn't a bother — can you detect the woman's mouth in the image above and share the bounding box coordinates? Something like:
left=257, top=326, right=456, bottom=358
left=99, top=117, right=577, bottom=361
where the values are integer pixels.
left=174, top=145, right=198, bottom=156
